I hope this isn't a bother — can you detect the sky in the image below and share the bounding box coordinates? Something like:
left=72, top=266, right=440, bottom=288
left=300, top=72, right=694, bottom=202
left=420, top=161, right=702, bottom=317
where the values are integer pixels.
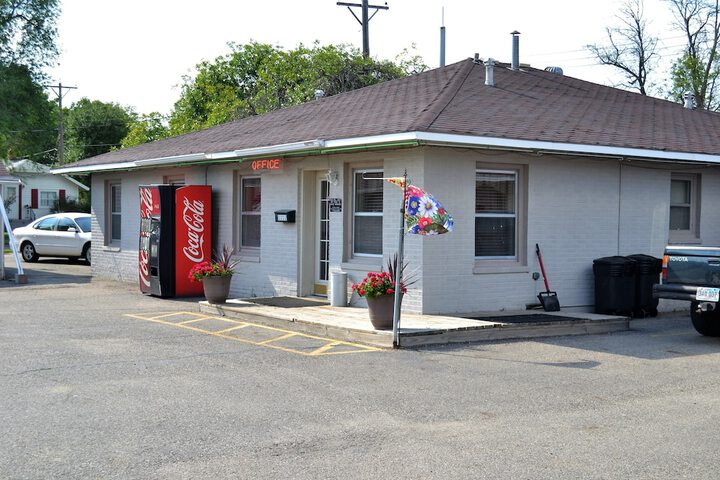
left=48, top=0, right=682, bottom=116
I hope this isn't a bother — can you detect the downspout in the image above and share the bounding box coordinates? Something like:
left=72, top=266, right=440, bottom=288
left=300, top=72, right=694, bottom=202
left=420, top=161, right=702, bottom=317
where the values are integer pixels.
left=617, top=161, right=623, bottom=256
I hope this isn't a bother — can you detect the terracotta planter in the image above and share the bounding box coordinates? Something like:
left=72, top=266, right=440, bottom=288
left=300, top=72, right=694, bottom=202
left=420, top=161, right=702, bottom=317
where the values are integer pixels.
left=202, top=275, right=232, bottom=304
left=366, top=294, right=402, bottom=330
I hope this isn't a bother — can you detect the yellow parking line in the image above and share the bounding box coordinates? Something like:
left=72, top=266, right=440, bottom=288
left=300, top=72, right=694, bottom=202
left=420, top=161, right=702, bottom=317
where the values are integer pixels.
left=257, top=332, right=298, bottom=345
left=124, top=312, right=381, bottom=356
left=309, top=342, right=340, bottom=356
left=215, top=324, right=251, bottom=334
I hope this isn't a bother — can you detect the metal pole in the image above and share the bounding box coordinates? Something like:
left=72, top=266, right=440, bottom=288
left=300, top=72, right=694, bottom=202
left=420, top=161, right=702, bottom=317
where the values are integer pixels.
left=391, top=170, right=406, bottom=348
left=58, top=82, right=64, bottom=165
left=440, top=7, right=446, bottom=67
left=0, top=193, right=24, bottom=277
left=362, top=0, right=370, bottom=57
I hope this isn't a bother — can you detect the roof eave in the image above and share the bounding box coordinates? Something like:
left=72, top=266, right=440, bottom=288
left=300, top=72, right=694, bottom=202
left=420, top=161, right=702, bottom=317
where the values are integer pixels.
left=50, top=132, right=720, bottom=175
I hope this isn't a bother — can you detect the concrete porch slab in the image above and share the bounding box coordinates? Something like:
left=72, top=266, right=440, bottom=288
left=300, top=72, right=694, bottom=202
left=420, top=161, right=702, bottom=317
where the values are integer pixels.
left=198, top=299, right=630, bottom=349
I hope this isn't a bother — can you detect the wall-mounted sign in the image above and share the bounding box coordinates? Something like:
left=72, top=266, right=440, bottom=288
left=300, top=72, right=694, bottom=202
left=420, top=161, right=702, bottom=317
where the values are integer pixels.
left=329, top=198, right=342, bottom=212
left=251, top=158, right=283, bottom=172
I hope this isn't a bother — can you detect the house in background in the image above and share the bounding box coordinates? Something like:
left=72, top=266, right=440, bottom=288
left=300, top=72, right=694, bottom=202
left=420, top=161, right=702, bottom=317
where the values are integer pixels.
left=53, top=54, right=720, bottom=315
left=3, top=159, right=89, bottom=226
left=0, top=161, right=20, bottom=219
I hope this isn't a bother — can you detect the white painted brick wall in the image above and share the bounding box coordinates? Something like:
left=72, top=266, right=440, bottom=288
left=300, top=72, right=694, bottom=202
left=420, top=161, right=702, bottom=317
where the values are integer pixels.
left=88, top=148, right=720, bottom=316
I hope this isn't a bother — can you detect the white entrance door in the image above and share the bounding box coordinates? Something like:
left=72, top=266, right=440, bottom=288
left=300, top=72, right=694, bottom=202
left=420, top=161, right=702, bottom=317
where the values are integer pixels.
left=314, top=177, right=330, bottom=295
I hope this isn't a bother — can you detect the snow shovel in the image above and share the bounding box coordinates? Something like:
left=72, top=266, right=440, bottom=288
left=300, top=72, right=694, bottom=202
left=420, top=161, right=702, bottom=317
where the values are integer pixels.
left=535, top=243, right=560, bottom=312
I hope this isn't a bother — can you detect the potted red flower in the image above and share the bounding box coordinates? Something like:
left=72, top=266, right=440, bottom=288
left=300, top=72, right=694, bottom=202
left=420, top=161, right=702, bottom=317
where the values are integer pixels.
left=188, top=244, right=238, bottom=304
left=351, top=254, right=412, bottom=330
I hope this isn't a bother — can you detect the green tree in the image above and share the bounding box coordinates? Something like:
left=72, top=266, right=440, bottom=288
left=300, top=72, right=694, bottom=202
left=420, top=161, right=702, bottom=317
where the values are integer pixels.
left=0, top=0, right=60, bottom=78
left=168, top=42, right=427, bottom=136
left=667, top=0, right=720, bottom=110
left=169, top=41, right=277, bottom=135
left=0, top=62, right=56, bottom=162
left=120, top=113, right=169, bottom=148
left=64, top=98, right=133, bottom=162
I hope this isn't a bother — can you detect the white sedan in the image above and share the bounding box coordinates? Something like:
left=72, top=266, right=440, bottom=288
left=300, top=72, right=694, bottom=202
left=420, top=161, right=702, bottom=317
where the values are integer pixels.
left=12, top=213, right=92, bottom=264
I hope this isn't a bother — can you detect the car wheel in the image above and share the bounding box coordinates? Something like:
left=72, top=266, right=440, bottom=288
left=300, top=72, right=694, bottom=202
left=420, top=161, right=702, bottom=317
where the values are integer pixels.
left=82, top=244, right=91, bottom=265
left=21, top=242, right=39, bottom=262
left=690, top=302, right=720, bottom=336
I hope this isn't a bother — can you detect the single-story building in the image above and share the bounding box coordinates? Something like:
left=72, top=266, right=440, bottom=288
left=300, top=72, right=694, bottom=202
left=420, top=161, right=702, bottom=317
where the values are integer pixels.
left=3, top=158, right=89, bottom=226
left=53, top=56, right=720, bottom=315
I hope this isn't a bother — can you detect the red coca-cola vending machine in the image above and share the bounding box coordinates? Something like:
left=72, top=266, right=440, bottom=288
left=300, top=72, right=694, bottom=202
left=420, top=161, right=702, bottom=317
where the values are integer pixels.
left=139, top=184, right=211, bottom=297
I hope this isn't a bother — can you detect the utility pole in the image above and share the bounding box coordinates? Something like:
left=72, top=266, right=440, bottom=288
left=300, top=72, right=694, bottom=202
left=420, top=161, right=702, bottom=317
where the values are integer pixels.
left=46, top=82, right=77, bottom=165
left=336, top=1, right=389, bottom=57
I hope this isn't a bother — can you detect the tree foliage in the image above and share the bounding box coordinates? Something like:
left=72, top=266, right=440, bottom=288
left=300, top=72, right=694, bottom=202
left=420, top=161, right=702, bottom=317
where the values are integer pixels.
left=0, top=62, right=56, bottom=162
left=0, top=0, right=60, bottom=78
left=667, top=0, right=720, bottom=110
left=64, top=98, right=133, bottom=163
left=168, top=42, right=427, bottom=136
left=587, top=0, right=658, bottom=95
left=120, top=113, right=169, bottom=149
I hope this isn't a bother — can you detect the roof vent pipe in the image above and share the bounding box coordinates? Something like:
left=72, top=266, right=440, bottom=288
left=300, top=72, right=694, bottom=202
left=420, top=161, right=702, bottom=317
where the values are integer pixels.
left=511, top=31, right=520, bottom=70
left=484, top=58, right=495, bottom=87
left=439, top=7, right=446, bottom=67
left=683, top=92, right=696, bottom=109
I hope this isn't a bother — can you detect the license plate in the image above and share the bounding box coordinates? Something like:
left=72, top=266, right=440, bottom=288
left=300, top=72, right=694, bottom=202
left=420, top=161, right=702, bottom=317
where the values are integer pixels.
left=697, top=287, right=720, bottom=302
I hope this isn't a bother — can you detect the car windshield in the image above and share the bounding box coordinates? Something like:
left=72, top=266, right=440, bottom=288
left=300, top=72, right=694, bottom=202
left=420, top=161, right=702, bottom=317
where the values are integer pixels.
left=75, top=217, right=91, bottom=233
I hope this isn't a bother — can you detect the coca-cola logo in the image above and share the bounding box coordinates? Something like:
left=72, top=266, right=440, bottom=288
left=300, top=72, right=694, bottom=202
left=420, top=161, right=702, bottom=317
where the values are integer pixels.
left=139, top=249, right=150, bottom=287
left=140, top=187, right=153, bottom=218
left=181, top=196, right=206, bottom=263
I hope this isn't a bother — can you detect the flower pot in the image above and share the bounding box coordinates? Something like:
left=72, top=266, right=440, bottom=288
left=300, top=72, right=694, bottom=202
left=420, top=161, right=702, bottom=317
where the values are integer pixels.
left=366, top=294, right=401, bottom=330
left=202, top=276, right=232, bottom=304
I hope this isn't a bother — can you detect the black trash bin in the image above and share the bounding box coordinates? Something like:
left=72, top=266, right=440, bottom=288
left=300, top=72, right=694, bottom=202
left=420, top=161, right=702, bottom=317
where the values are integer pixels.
left=627, top=254, right=662, bottom=317
left=593, top=256, right=637, bottom=315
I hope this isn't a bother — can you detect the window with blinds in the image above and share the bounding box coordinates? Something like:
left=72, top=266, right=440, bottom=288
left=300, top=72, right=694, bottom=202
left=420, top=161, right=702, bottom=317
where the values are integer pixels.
left=475, top=170, right=517, bottom=258
left=669, top=173, right=700, bottom=243
left=353, top=170, right=383, bottom=256
left=105, top=181, right=121, bottom=245
left=240, top=176, right=261, bottom=248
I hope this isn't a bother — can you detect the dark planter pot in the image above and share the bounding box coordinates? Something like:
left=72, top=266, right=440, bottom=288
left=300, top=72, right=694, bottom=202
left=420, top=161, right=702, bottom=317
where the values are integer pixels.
left=366, top=294, right=402, bottom=330
left=202, top=276, right=232, bottom=304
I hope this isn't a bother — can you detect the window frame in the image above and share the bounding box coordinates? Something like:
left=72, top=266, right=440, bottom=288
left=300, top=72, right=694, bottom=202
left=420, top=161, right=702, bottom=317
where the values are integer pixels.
left=474, top=163, right=528, bottom=273
left=351, top=168, right=384, bottom=258
left=669, top=173, right=701, bottom=244
left=238, top=175, right=261, bottom=253
left=106, top=180, right=122, bottom=246
left=39, top=190, right=58, bottom=209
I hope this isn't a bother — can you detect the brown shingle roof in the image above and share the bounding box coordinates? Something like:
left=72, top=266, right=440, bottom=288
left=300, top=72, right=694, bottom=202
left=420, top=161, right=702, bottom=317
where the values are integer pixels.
left=63, top=58, right=720, bottom=169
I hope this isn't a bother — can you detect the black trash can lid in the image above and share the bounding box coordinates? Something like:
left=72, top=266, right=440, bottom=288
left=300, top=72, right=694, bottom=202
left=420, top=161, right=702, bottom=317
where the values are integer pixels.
left=626, top=253, right=661, bottom=264
left=593, top=256, right=637, bottom=266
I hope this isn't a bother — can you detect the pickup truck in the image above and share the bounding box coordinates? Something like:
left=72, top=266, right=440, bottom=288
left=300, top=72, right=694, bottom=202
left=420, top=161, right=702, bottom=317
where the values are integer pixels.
left=653, top=246, right=720, bottom=336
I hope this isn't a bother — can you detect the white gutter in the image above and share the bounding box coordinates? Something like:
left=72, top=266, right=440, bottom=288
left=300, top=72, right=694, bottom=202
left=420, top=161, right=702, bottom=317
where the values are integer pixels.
left=53, top=161, right=137, bottom=174
left=134, top=152, right=208, bottom=167
left=49, top=132, right=720, bottom=174
left=412, top=132, right=720, bottom=164
left=61, top=174, right=90, bottom=191
left=233, top=139, right=325, bottom=157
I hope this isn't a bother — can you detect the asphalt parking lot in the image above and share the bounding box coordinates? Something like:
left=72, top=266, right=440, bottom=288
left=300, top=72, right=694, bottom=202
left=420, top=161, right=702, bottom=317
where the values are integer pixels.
left=3, top=255, right=720, bottom=479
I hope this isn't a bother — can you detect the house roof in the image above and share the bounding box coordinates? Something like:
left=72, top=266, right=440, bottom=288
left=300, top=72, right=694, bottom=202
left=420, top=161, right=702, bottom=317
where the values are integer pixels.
left=8, top=159, right=90, bottom=190
left=0, top=161, right=18, bottom=182
left=54, top=58, right=720, bottom=173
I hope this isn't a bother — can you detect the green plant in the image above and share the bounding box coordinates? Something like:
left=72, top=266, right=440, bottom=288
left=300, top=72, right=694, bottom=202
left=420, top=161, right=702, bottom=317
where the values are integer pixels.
left=188, top=244, right=239, bottom=282
left=351, top=253, right=415, bottom=299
